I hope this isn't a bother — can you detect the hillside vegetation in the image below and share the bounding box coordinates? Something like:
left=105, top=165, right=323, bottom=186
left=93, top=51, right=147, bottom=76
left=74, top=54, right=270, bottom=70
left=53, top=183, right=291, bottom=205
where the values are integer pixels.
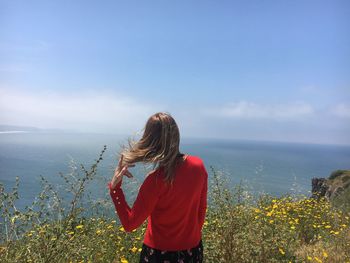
left=0, top=147, right=349, bottom=262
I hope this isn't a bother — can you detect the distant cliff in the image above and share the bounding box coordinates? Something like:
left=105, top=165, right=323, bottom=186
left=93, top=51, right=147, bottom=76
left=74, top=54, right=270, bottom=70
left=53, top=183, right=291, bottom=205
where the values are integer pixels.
left=312, top=170, right=350, bottom=209
left=0, top=124, right=63, bottom=133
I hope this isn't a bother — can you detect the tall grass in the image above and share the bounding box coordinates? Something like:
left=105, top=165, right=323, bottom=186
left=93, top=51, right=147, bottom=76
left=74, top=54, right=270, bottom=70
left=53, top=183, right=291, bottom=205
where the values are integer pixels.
left=0, top=147, right=349, bottom=262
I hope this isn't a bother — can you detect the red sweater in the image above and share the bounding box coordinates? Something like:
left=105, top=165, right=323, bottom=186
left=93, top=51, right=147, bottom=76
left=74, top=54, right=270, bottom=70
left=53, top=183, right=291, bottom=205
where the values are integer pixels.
left=109, top=155, right=208, bottom=251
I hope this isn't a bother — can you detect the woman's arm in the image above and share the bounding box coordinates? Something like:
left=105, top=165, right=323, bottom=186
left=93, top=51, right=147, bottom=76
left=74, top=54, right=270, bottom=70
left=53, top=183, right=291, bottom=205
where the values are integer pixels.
left=198, top=163, right=208, bottom=230
left=109, top=172, right=160, bottom=232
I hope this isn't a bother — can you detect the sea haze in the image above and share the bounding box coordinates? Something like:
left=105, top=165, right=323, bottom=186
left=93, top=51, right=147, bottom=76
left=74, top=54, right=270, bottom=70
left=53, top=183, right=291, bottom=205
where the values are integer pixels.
left=0, top=132, right=349, bottom=209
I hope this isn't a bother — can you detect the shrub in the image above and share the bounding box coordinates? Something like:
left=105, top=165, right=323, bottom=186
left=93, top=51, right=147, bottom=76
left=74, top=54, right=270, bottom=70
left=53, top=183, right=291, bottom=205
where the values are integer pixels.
left=1, top=149, right=349, bottom=262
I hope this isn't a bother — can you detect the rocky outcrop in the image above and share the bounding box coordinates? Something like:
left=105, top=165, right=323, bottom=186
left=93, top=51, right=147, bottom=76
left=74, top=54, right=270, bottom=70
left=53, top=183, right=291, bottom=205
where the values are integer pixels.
left=311, top=178, right=329, bottom=200
left=311, top=170, right=350, bottom=200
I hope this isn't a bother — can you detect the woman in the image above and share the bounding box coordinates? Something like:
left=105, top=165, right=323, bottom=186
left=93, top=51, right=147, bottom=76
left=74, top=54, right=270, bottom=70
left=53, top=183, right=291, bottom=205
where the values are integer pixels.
left=109, top=112, right=208, bottom=263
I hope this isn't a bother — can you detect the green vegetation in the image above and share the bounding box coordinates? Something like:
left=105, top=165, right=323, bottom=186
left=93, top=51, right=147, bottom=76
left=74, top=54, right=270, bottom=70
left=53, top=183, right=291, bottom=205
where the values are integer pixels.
left=329, top=170, right=350, bottom=181
left=325, top=170, right=350, bottom=213
left=1, top=148, right=349, bottom=262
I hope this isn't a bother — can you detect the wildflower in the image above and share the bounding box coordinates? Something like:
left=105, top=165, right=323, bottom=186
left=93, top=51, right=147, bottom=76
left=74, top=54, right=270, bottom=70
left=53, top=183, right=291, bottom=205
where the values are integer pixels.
left=119, top=226, right=125, bottom=232
left=120, top=257, right=128, bottom=263
left=324, top=225, right=331, bottom=229
left=307, top=256, right=312, bottom=261
left=76, top=225, right=84, bottom=229
left=131, top=246, right=138, bottom=253
left=96, top=230, right=102, bottom=235
left=323, top=251, right=328, bottom=258
left=278, top=248, right=285, bottom=255
left=68, top=231, right=74, bottom=235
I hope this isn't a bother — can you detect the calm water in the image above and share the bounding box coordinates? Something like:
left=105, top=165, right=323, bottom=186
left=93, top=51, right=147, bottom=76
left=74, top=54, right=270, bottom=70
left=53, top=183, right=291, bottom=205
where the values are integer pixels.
left=1, top=132, right=349, bottom=209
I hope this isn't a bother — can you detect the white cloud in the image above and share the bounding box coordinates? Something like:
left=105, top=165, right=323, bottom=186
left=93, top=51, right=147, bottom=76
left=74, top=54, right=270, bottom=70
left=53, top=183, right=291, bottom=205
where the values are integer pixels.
left=0, top=88, right=160, bottom=133
left=331, top=103, right=350, bottom=118
left=203, top=101, right=314, bottom=120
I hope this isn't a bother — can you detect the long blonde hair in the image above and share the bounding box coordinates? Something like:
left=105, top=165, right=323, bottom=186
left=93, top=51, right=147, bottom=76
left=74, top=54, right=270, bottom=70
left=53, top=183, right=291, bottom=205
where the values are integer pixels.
left=120, top=112, right=184, bottom=184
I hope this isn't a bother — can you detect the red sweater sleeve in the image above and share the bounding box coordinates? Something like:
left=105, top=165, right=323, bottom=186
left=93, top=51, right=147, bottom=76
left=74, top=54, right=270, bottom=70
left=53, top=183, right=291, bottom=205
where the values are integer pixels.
left=109, top=172, right=160, bottom=232
left=198, top=163, right=208, bottom=230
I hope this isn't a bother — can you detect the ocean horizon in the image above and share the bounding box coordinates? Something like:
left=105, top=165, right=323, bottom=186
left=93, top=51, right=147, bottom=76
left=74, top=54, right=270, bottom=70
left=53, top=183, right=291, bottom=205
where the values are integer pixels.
left=1, top=131, right=349, bottom=210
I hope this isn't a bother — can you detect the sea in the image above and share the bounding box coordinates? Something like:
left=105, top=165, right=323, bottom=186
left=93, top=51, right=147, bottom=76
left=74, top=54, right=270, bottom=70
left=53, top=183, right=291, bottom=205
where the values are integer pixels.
left=0, top=132, right=349, bottom=210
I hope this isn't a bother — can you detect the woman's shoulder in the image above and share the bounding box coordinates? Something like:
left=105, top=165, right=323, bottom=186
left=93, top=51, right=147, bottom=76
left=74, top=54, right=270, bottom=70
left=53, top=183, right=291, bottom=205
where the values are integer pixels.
left=186, top=155, right=205, bottom=167
left=142, top=168, right=164, bottom=187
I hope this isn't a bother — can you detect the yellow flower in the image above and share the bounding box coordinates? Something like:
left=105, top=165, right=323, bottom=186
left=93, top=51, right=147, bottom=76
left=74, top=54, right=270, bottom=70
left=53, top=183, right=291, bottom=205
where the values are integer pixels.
left=138, top=248, right=142, bottom=252
left=131, top=246, right=138, bottom=253
left=120, top=257, right=128, bottom=263
left=290, top=226, right=296, bottom=230
left=68, top=231, right=74, bottom=235
left=76, top=225, right=84, bottom=229
left=307, top=256, right=312, bottom=261
left=96, top=230, right=102, bottom=235
left=119, top=226, right=125, bottom=232
left=323, top=251, right=328, bottom=258
left=324, top=225, right=331, bottom=229
left=279, top=248, right=285, bottom=255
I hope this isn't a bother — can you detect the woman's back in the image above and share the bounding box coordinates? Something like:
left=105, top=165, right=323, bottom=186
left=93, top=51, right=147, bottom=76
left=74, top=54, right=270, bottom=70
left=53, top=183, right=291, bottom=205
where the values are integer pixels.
left=144, top=155, right=208, bottom=250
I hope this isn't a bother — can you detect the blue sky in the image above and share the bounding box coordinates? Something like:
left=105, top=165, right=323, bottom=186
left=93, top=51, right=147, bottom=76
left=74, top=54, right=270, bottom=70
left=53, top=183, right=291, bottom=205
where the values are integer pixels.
left=0, top=0, right=349, bottom=144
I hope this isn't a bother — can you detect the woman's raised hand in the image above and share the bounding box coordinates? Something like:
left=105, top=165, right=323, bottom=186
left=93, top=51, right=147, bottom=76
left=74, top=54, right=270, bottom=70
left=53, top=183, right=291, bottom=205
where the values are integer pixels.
left=110, top=154, right=134, bottom=189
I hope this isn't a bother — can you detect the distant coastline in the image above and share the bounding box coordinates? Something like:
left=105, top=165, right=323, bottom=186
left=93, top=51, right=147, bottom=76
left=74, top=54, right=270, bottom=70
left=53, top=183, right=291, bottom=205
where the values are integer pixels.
left=0, top=124, right=63, bottom=133
left=0, top=131, right=30, bottom=134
